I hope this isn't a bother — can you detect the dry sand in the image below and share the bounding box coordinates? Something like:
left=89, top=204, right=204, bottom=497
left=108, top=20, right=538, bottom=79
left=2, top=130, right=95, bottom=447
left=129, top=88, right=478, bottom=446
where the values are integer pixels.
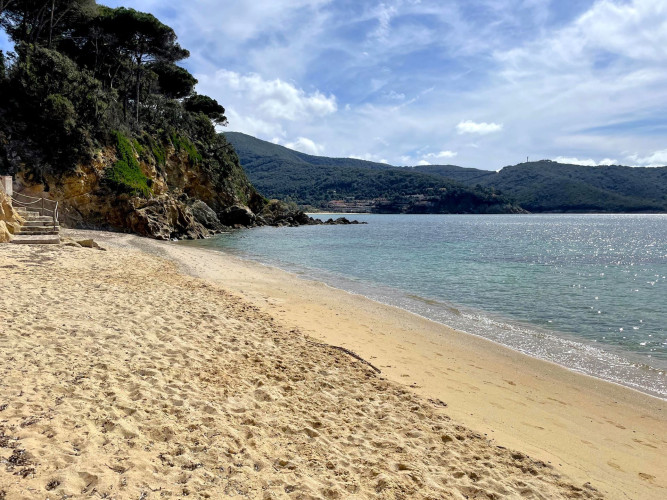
left=0, top=229, right=664, bottom=499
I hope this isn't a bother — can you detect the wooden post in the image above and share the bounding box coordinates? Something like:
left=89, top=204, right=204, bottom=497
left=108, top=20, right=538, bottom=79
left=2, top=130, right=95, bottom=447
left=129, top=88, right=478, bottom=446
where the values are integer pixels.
left=41, top=195, right=45, bottom=216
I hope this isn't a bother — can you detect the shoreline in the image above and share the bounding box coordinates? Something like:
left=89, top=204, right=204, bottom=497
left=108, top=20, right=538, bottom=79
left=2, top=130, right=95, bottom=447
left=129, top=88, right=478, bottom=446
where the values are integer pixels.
left=2, top=229, right=665, bottom=499
left=185, top=232, right=667, bottom=401
left=80, top=229, right=666, bottom=499
left=291, top=279, right=667, bottom=403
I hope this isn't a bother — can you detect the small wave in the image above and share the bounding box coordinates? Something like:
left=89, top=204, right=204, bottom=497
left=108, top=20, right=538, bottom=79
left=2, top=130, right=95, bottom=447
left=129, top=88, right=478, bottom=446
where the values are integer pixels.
left=406, top=294, right=462, bottom=315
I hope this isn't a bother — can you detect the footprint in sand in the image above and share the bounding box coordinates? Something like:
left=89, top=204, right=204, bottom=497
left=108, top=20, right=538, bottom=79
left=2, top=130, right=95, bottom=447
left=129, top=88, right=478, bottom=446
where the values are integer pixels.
left=78, top=471, right=99, bottom=492
left=604, top=418, right=626, bottom=430
left=632, top=438, right=658, bottom=449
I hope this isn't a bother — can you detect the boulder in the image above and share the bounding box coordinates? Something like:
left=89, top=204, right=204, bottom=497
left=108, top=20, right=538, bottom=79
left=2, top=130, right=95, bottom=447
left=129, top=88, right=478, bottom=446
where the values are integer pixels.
left=187, top=199, right=225, bottom=231
left=60, top=237, right=82, bottom=247
left=77, top=239, right=106, bottom=250
left=220, top=204, right=256, bottom=227
left=323, top=217, right=365, bottom=225
left=128, top=196, right=208, bottom=240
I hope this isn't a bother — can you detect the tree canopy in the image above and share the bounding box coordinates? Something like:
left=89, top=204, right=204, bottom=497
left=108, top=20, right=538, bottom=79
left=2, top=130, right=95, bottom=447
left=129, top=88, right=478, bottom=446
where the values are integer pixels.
left=149, top=61, right=198, bottom=99
left=184, top=94, right=228, bottom=126
left=0, top=0, right=229, bottom=178
left=0, top=0, right=96, bottom=47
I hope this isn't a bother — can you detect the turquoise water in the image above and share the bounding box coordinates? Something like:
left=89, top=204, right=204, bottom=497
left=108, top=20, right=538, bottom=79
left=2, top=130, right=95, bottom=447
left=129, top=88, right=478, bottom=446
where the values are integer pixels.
left=185, top=214, right=667, bottom=398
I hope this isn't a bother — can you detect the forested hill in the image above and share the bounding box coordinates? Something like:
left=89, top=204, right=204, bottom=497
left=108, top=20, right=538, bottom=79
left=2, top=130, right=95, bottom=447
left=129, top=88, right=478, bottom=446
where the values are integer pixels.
left=225, top=132, right=394, bottom=171
left=413, top=161, right=667, bottom=213
left=227, top=133, right=667, bottom=213
left=225, top=132, right=525, bottom=214
left=0, top=1, right=298, bottom=239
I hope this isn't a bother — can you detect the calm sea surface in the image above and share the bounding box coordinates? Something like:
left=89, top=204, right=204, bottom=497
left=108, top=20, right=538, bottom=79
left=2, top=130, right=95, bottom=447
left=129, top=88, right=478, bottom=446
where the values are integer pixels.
left=185, top=214, right=667, bottom=398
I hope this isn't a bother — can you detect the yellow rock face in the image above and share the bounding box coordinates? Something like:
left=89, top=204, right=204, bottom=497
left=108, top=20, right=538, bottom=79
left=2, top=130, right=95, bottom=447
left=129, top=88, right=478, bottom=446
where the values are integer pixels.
left=0, top=220, right=12, bottom=242
left=0, top=191, right=24, bottom=242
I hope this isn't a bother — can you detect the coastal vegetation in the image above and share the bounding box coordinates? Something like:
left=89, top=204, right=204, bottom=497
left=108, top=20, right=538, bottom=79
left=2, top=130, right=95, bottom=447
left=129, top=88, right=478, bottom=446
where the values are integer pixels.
left=106, top=131, right=152, bottom=197
left=0, top=1, right=286, bottom=238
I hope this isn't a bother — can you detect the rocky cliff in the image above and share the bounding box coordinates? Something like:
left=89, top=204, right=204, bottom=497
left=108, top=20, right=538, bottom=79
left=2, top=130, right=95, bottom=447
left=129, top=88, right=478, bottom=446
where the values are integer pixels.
left=4, top=131, right=331, bottom=240
left=5, top=133, right=256, bottom=239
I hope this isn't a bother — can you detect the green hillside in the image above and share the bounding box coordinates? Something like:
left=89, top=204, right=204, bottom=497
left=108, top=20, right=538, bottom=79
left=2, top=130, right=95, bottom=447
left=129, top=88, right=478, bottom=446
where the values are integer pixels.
left=226, top=133, right=667, bottom=213
left=411, top=164, right=496, bottom=184
left=416, top=161, right=667, bottom=212
left=225, top=133, right=524, bottom=214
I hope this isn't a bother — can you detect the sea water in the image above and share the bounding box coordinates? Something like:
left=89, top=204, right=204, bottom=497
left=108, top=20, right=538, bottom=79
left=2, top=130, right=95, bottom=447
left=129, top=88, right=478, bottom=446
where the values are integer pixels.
left=186, top=214, right=667, bottom=398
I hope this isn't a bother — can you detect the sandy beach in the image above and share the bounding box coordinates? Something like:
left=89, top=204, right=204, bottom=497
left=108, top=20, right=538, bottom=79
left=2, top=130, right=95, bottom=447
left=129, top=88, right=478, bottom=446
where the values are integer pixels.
left=1, top=230, right=665, bottom=499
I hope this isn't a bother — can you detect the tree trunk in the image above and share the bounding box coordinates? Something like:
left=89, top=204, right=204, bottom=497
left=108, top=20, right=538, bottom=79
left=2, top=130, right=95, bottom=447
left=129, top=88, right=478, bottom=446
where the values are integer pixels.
left=135, top=53, right=143, bottom=125
left=48, top=0, right=55, bottom=48
left=0, top=0, right=16, bottom=19
left=136, top=69, right=141, bottom=124
left=0, top=0, right=14, bottom=18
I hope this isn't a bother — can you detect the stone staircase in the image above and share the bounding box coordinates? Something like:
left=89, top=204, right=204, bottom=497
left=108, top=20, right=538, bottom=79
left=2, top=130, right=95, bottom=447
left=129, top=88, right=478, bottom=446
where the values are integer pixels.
left=12, top=206, right=61, bottom=245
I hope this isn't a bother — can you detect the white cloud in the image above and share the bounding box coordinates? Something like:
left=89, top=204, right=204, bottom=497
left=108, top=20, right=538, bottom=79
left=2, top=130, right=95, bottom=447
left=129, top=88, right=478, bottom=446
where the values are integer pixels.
left=224, top=108, right=286, bottom=139
left=498, top=0, right=667, bottom=75
left=371, top=3, right=398, bottom=41
left=456, top=120, right=503, bottom=135
left=628, top=149, right=667, bottom=167
left=425, top=150, right=458, bottom=159
left=577, top=0, right=667, bottom=62
left=553, top=157, right=618, bottom=166
left=284, top=137, right=325, bottom=155
left=385, top=90, right=406, bottom=100
left=417, top=160, right=431, bottom=166
left=201, top=70, right=337, bottom=121
left=349, top=153, right=389, bottom=164
left=598, top=158, right=617, bottom=166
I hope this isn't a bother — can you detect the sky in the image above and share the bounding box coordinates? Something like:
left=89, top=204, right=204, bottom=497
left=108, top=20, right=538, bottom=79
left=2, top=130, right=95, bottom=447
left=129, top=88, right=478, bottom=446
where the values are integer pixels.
left=4, top=0, right=667, bottom=169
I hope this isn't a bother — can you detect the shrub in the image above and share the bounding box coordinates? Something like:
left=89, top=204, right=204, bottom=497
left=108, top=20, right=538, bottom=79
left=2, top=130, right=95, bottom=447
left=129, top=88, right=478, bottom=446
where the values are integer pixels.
left=171, top=133, right=202, bottom=164
left=106, top=131, right=152, bottom=197
left=132, top=138, right=145, bottom=157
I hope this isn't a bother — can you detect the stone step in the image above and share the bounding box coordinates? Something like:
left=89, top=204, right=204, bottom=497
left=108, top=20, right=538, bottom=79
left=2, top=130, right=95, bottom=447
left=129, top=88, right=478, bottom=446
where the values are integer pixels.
left=18, top=227, right=60, bottom=234
left=23, top=220, right=59, bottom=227
left=24, top=215, right=53, bottom=221
left=20, top=222, right=60, bottom=228
left=16, top=231, right=60, bottom=236
left=11, top=235, right=61, bottom=245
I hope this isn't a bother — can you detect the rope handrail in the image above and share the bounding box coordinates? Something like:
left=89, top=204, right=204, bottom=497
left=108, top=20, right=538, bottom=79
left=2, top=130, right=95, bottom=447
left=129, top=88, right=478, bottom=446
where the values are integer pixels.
left=11, top=192, right=60, bottom=230
left=13, top=202, right=56, bottom=213
left=13, top=192, right=43, bottom=201
left=13, top=192, right=58, bottom=206
left=12, top=198, right=42, bottom=206
left=12, top=201, right=55, bottom=214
